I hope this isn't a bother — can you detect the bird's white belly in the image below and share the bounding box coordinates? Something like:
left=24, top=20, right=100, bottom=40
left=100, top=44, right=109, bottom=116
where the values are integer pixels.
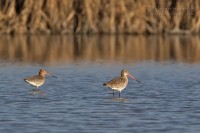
left=26, top=80, right=44, bottom=87
left=112, top=87, right=125, bottom=92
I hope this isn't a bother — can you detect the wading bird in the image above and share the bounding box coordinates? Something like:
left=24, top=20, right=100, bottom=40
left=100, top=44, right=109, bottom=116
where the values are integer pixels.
left=24, top=69, right=57, bottom=91
left=103, top=69, right=141, bottom=98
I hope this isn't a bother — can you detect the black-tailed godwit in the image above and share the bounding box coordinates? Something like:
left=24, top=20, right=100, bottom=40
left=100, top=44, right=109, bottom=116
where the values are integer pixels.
left=103, top=69, right=141, bottom=98
left=24, top=69, right=57, bottom=91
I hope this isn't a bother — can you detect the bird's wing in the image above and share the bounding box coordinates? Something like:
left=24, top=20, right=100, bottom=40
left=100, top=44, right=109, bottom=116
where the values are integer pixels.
left=107, top=77, right=127, bottom=88
left=24, top=75, right=43, bottom=82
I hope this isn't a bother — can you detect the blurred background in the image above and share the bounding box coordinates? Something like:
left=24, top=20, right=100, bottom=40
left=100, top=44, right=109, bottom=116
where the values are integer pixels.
left=0, top=0, right=199, bottom=64
left=0, top=35, right=200, bottom=65
left=0, top=0, right=198, bottom=34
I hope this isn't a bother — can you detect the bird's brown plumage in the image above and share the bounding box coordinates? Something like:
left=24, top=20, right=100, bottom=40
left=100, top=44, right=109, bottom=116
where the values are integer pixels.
left=103, top=77, right=127, bottom=91
left=103, top=69, right=140, bottom=98
left=24, top=69, right=47, bottom=89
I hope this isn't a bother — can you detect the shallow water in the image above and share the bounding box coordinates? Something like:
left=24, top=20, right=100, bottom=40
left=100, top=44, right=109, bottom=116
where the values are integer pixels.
left=0, top=35, right=200, bottom=133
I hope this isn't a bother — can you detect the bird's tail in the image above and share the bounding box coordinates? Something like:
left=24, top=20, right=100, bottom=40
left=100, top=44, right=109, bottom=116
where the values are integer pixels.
left=103, top=83, right=107, bottom=86
left=24, top=79, right=27, bottom=82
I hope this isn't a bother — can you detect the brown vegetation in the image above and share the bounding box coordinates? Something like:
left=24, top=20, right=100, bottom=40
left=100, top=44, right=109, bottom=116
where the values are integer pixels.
left=0, top=35, right=199, bottom=64
left=0, top=0, right=199, bottom=34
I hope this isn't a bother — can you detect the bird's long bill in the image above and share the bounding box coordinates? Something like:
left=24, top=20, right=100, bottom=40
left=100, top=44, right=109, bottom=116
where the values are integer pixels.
left=128, top=74, right=141, bottom=83
left=46, top=73, right=58, bottom=78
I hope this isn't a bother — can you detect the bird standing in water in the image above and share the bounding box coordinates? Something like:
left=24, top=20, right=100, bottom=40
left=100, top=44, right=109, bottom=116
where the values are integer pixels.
left=103, top=69, right=141, bottom=98
left=24, top=69, right=57, bottom=91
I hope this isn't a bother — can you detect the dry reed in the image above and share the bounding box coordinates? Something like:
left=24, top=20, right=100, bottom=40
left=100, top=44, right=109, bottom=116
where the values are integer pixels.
left=0, top=0, right=199, bottom=34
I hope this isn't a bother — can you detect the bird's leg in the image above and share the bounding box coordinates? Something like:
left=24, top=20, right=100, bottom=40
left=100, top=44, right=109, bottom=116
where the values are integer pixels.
left=113, top=90, right=115, bottom=98
left=33, top=86, right=39, bottom=92
left=36, top=86, right=39, bottom=91
left=33, top=87, right=37, bottom=92
left=119, top=91, right=121, bottom=98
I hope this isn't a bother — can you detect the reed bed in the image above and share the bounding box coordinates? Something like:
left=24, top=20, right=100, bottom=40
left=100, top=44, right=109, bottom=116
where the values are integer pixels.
left=0, top=0, right=199, bottom=34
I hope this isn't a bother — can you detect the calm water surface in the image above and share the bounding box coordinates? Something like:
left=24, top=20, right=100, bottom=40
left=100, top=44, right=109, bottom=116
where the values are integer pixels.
left=0, top=35, right=200, bottom=133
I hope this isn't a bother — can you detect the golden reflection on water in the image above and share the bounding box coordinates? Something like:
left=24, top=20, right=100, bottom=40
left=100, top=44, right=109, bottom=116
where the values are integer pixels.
left=0, top=35, right=199, bottom=65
